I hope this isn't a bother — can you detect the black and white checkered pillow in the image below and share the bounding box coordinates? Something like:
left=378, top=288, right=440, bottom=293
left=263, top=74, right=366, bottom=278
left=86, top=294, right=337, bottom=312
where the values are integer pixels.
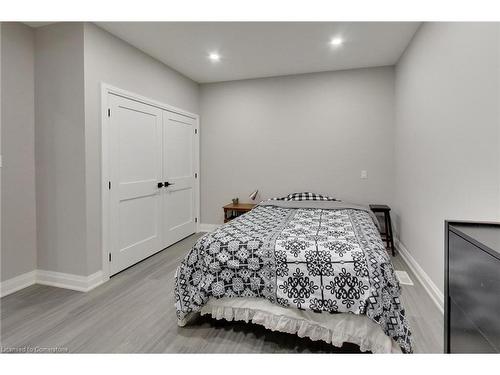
left=270, top=192, right=337, bottom=201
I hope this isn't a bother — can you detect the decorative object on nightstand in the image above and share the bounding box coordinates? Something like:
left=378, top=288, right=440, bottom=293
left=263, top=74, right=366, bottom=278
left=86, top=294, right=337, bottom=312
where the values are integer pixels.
left=249, top=189, right=259, bottom=201
left=369, top=204, right=395, bottom=256
left=232, top=197, right=239, bottom=205
left=223, top=203, right=256, bottom=223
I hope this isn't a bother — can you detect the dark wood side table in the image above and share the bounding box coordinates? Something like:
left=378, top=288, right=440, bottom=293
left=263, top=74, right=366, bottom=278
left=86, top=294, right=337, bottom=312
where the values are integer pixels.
left=223, top=203, right=256, bottom=223
left=369, top=204, right=395, bottom=256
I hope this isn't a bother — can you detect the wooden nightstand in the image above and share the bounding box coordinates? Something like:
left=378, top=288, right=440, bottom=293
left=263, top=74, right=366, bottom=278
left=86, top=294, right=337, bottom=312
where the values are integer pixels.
left=369, top=204, right=395, bottom=256
left=223, top=203, right=256, bottom=223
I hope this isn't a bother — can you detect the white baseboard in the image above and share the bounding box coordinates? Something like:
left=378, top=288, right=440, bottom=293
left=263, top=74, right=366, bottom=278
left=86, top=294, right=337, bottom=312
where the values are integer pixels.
left=1, top=270, right=105, bottom=298
left=199, top=223, right=220, bottom=232
left=395, top=238, right=444, bottom=314
left=0, top=270, right=37, bottom=297
left=36, top=270, right=105, bottom=293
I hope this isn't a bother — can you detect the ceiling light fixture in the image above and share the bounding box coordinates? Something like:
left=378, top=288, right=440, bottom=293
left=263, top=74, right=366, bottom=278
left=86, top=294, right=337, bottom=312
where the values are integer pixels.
left=208, top=52, right=221, bottom=62
left=330, top=37, right=344, bottom=47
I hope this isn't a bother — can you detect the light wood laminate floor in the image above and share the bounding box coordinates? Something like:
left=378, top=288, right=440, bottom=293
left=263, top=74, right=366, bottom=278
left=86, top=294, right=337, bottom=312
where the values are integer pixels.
left=1, top=233, right=443, bottom=353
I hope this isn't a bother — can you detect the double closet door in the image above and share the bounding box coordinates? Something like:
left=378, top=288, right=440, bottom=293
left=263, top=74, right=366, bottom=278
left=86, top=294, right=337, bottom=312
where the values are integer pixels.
left=107, top=93, right=197, bottom=276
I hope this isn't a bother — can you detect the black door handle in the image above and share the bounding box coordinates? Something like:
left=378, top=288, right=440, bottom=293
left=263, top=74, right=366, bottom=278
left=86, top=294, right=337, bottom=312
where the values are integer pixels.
left=164, top=181, right=175, bottom=187
left=157, top=182, right=164, bottom=188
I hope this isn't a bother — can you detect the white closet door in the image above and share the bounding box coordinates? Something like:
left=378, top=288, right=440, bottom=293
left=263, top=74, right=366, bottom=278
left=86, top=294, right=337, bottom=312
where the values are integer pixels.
left=162, top=111, right=196, bottom=247
left=108, top=94, right=163, bottom=275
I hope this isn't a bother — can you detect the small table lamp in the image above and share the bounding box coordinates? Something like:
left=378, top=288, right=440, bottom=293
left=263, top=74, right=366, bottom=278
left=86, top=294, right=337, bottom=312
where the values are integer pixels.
left=249, top=189, right=259, bottom=201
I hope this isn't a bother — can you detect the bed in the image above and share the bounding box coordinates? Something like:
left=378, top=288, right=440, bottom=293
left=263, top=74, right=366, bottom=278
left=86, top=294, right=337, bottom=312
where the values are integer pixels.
left=174, top=193, right=412, bottom=353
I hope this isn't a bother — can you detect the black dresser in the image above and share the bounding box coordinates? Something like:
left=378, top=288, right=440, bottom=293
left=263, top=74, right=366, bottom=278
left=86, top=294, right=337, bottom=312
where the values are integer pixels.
left=445, top=221, right=500, bottom=353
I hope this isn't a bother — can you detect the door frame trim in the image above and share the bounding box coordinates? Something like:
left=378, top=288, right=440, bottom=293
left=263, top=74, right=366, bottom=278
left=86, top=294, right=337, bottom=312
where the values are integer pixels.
left=100, top=83, right=200, bottom=281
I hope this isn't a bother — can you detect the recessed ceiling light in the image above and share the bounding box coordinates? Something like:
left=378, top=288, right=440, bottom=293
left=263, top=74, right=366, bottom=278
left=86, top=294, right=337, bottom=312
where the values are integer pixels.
left=208, top=52, right=221, bottom=62
left=330, top=37, right=344, bottom=47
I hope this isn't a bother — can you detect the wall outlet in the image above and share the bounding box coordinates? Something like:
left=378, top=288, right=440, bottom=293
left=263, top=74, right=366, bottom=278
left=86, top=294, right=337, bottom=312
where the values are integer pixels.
left=360, top=170, right=368, bottom=179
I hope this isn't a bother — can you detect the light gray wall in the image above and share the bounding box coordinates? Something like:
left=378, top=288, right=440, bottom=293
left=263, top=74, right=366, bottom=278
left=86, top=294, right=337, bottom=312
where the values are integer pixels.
left=200, top=66, right=396, bottom=224
left=83, top=23, right=200, bottom=274
left=0, top=22, right=2, bottom=281
left=34, top=23, right=87, bottom=275
left=394, top=23, right=500, bottom=293
left=1, top=22, right=199, bottom=280
left=1, top=23, right=37, bottom=281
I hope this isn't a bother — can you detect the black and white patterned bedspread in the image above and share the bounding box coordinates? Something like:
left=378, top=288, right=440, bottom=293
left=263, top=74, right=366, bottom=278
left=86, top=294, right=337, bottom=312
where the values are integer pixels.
left=174, top=201, right=412, bottom=353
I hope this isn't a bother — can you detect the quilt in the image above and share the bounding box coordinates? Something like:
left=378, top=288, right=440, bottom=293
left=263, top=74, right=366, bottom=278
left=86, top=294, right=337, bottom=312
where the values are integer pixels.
left=174, top=199, right=412, bottom=353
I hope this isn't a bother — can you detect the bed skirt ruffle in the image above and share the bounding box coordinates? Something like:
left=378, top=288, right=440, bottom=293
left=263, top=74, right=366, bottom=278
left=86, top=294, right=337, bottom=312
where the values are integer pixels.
left=178, top=297, right=401, bottom=354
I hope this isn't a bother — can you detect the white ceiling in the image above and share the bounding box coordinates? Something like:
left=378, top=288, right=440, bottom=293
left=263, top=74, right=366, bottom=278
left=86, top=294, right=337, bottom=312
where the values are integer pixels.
left=96, top=22, right=420, bottom=83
